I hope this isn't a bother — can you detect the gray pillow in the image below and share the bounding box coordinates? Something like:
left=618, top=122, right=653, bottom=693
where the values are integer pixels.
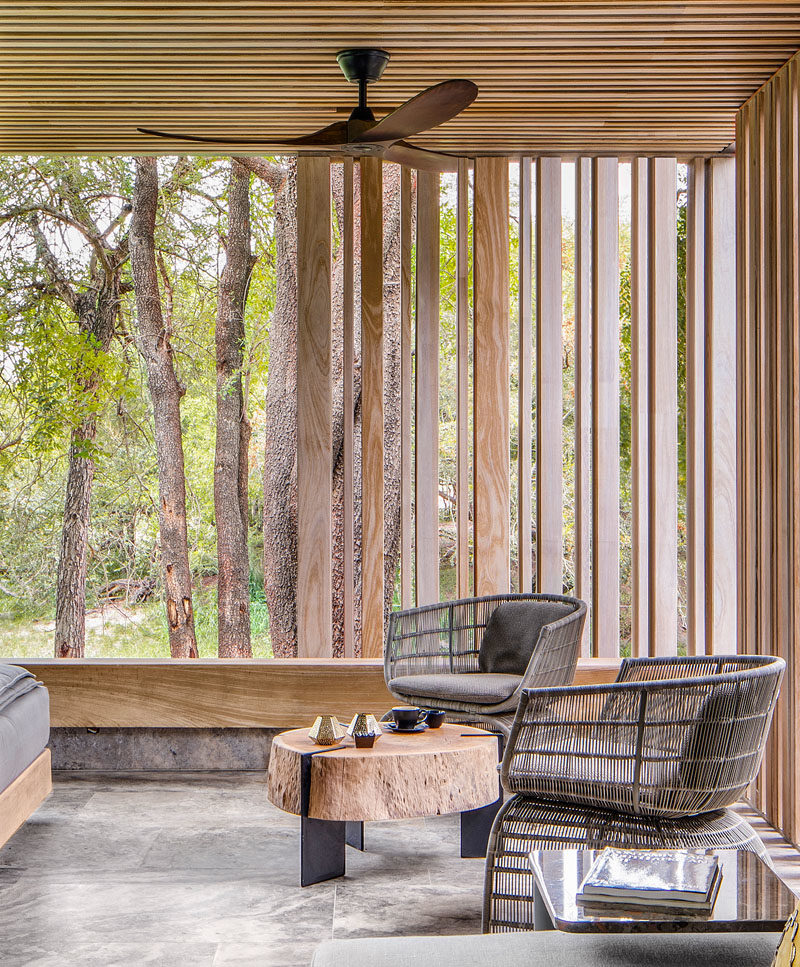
left=478, top=600, right=574, bottom=675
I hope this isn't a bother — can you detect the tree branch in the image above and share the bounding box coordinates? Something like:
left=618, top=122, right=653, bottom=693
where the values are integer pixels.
left=232, top=156, right=289, bottom=192
left=27, top=215, right=78, bottom=312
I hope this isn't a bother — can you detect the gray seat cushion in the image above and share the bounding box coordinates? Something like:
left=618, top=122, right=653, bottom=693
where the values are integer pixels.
left=311, top=931, right=779, bottom=967
left=391, top=672, right=522, bottom=706
left=0, top=665, right=49, bottom=791
left=478, top=600, right=575, bottom=675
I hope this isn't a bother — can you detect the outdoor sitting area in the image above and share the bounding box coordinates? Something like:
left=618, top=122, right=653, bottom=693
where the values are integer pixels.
left=2, top=3, right=800, bottom=966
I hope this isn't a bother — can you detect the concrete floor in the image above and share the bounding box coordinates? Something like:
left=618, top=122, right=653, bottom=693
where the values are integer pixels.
left=0, top=773, right=486, bottom=967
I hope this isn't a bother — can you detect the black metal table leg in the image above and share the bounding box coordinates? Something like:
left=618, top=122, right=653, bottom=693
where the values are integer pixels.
left=301, top=815, right=346, bottom=886
left=345, top=820, right=365, bottom=851
left=460, top=794, right=503, bottom=858
left=300, top=750, right=347, bottom=886
left=460, top=732, right=504, bottom=859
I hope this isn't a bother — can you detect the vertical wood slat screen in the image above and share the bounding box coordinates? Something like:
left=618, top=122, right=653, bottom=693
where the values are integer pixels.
left=290, top=149, right=741, bottom=672
left=535, top=157, right=563, bottom=594
left=296, top=156, right=332, bottom=658
left=415, top=171, right=440, bottom=606
left=359, top=157, right=384, bottom=659
left=473, top=157, right=510, bottom=597
left=736, top=50, right=800, bottom=846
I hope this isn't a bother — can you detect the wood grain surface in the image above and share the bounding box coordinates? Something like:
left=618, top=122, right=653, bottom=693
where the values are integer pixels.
left=473, top=157, right=510, bottom=597
left=6, top=4, right=800, bottom=155
left=647, top=157, right=678, bottom=657
left=535, top=156, right=563, bottom=594
left=296, top=155, right=332, bottom=658
left=517, top=157, right=533, bottom=595
left=736, top=51, right=800, bottom=845
left=591, top=157, right=620, bottom=658
left=0, top=750, right=51, bottom=849
left=630, top=157, right=649, bottom=659
left=456, top=158, right=471, bottom=599
left=415, top=170, right=441, bottom=606
left=359, top=157, right=384, bottom=658
left=704, top=156, right=737, bottom=655
left=342, top=157, right=355, bottom=657
left=574, top=157, right=592, bottom=655
left=13, top=658, right=620, bottom=728
left=686, top=158, right=706, bottom=657
left=267, top=724, right=498, bottom=821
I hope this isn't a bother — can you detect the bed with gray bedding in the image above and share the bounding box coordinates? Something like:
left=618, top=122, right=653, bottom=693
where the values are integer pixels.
left=0, top=664, right=50, bottom=792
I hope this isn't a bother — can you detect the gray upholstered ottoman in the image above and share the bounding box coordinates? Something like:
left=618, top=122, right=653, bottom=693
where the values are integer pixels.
left=311, top=931, right=779, bottom=967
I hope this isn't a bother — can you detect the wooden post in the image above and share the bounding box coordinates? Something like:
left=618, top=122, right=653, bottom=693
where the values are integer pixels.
left=518, top=157, right=533, bottom=594
left=704, top=156, right=737, bottom=655
left=400, top=167, right=413, bottom=610
left=360, top=157, right=384, bottom=658
left=535, top=156, right=563, bottom=594
left=574, top=157, right=592, bottom=654
left=591, top=157, right=620, bottom=658
left=296, top=155, right=332, bottom=658
left=686, top=159, right=705, bottom=657
left=647, top=157, right=678, bottom=657
left=415, top=170, right=440, bottom=606
left=456, top=158, right=471, bottom=598
left=630, top=157, right=649, bottom=659
left=473, top=157, right=510, bottom=597
left=342, top=158, right=355, bottom=657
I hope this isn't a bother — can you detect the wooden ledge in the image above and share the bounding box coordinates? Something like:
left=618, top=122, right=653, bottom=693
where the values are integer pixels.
left=9, top=657, right=620, bottom=729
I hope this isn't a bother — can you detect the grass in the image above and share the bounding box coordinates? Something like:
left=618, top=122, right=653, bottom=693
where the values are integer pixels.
left=0, top=588, right=273, bottom=659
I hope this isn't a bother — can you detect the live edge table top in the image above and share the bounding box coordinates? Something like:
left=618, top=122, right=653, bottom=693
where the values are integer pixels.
left=529, top=848, right=798, bottom=934
left=267, top=724, right=499, bottom=823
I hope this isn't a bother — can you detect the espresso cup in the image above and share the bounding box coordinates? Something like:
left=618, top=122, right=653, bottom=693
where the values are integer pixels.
left=424, top=709, right=446, bottom=729
left=391, top=706, right=425, bottom=730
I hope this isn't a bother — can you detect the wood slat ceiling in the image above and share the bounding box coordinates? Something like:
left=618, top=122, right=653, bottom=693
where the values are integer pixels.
left=1, top=1, right=799, bottom=157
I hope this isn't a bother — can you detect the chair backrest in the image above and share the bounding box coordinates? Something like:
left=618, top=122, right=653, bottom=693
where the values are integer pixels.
left=384, top=592, right=585, bottom=684
left=477, top=597, right=580, bottom=675
left=502, top=655, right=784, bottom=818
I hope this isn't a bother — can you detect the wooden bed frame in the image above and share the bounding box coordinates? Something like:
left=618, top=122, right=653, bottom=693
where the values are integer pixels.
left=0, top=749, right=52, bottom=848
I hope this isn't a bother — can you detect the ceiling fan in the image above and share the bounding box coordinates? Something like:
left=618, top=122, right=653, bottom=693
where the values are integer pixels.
left=137, top=48, right=477, bottom=172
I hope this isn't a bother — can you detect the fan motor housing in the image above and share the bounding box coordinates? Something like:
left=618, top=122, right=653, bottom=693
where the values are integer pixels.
left=336, top=48, right=390, bottom=85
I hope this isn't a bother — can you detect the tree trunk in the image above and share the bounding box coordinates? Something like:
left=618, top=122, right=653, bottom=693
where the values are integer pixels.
left=215, top=161, right=255, bottom=658
left=130, top=156, right=198, bottom=659
left=53, top=284, right=122, bottom=657
left=54, top=416, right=97, bottom=658
left=236, top=156, right=299, bottom=658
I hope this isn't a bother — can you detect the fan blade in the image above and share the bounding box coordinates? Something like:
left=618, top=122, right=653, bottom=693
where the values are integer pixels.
left=384, top=141, right=461, bottom=173
left=137, top=120, right=349, bottom=148
left=360, top=79, right=477, bottom=144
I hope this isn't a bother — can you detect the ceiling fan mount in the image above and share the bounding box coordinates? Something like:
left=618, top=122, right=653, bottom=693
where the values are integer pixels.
left=137, top=48, right=477, bottom=172
left=336, top=47, right=391, bottom=122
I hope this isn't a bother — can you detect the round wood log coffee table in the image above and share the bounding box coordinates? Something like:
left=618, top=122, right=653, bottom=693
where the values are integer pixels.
left=267, top=723, right=501, bottom=885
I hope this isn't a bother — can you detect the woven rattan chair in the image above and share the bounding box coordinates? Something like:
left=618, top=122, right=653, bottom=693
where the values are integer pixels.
left=384, top=593, right=587, bottom=735
left=483, top=653, right=785, bottom=932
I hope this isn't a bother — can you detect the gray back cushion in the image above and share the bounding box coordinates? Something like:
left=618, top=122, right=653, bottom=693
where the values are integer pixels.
left=478, top=600, right=574, bottom=675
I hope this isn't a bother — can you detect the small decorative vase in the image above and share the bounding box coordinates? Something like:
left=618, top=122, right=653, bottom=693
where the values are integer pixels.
left=346, top=713, right=382, bottom=749
left=308, top=715, right=346, bottom=746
